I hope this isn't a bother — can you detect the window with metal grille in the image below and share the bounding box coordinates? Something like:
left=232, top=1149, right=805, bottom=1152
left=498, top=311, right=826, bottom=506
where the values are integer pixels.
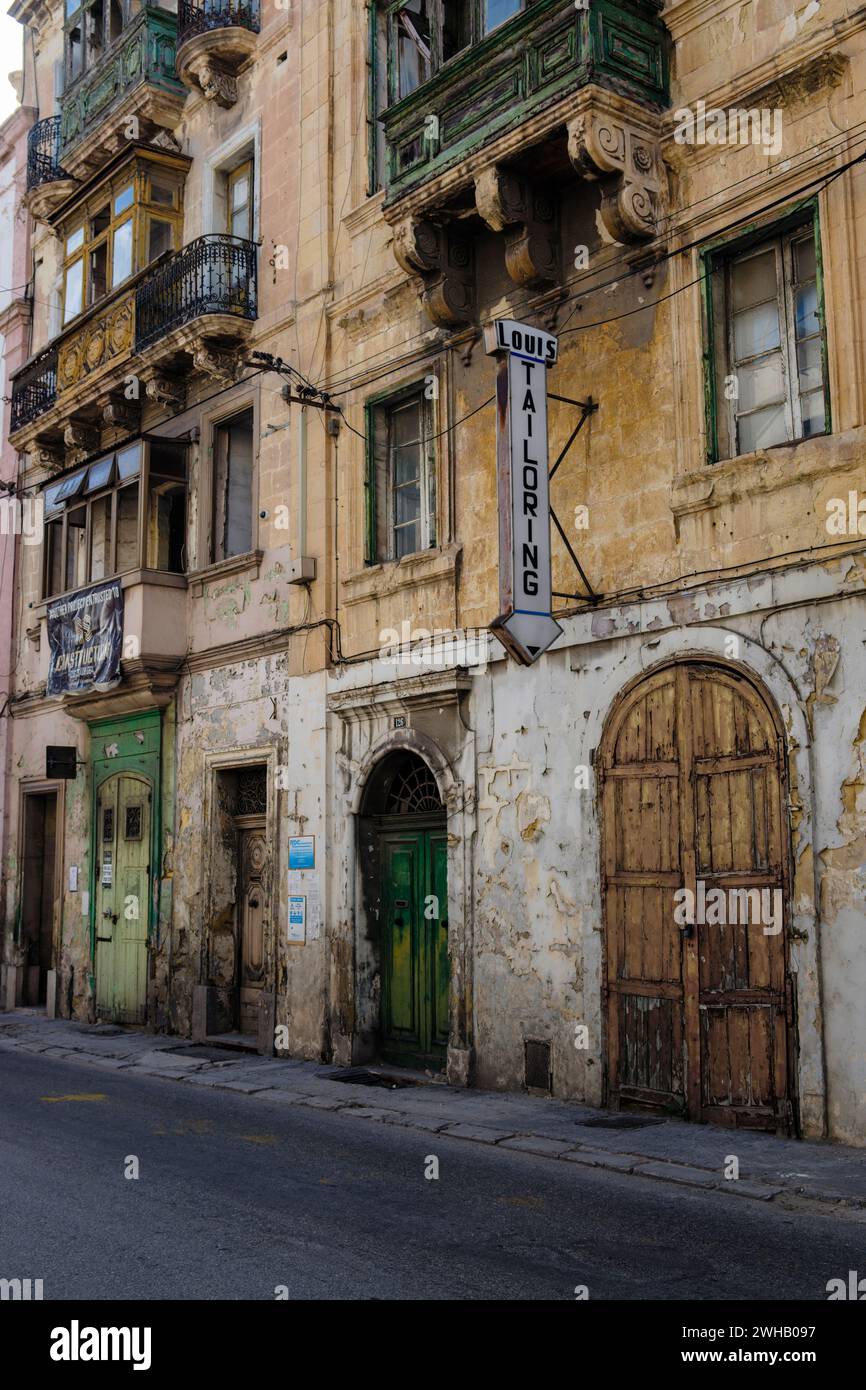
left=237, top=767, right=267, bottom=816
left=124, top=805, right=142, bottom=840
left=706, top=216, right=829, bottom=462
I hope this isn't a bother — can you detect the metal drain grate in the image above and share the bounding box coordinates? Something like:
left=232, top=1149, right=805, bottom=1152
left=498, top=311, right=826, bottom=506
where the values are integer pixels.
left=164, top=1045, right=246, bottom=1062
left=578, top=1115, right=665, bottom=1129
left=325, top=1069, right=423, bottom=1090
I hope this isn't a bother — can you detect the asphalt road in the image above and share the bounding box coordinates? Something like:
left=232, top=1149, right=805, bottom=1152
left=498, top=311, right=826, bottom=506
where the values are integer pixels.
left=1, top=1050, right=864, bottom=1301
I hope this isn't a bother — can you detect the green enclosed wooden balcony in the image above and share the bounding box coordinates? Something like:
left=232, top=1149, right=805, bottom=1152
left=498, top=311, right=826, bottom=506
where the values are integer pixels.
left=60, top=5, right=186, bottom=183
left=378, top=0, right=670, bottom=206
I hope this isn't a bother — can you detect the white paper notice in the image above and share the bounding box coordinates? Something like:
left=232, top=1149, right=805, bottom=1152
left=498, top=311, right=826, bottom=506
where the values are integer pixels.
left=288, top=869, right=320, bottom=940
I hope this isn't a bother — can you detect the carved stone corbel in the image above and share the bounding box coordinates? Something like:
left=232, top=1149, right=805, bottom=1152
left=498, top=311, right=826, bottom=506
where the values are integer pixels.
left=392, top=217, right=475, bottom=328
left=142, top=373, right=186, bottom=410
left=188, top=57, right=238, bottom=108
left=100, top=395, right=140, bottom=432
left=63, top=421, right=99, bottom=463
left=33, top=446, right=64, bottom=473
left=474, top=166, right=558, bottom=288
left=567, top=111, right=662, bottom=243
left=193, top=345, right=241, bottom=383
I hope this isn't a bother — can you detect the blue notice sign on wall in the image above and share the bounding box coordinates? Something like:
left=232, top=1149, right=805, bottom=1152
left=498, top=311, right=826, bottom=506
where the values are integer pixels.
left=289, top=836, right=315, bottom=870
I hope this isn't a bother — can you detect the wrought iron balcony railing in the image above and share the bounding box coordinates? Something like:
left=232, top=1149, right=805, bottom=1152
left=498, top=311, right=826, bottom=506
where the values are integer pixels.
left=177, top=0, right=261, bottom=47
left=26, top=116, right=69, bottom=192
left=135, top=234, right=258, bottom=351
left=10, top=346, right=59, bottom=433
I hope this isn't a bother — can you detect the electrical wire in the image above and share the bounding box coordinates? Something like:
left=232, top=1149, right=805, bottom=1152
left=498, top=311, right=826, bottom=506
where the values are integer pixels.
left=312, top=127, right=866, bottom=400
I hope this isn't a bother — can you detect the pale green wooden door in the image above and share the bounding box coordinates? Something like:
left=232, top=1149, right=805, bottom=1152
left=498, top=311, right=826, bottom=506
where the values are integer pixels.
left=95, top=773, right=150, bottom=1024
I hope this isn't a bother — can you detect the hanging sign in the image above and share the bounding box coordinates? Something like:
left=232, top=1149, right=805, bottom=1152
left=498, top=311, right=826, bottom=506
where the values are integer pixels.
left=484, top=319, right=563, bottom=665
left=46, top=580, right=124, bottom=697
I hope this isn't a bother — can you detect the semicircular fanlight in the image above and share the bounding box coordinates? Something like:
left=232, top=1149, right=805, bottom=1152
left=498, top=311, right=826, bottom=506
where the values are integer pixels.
left=384, top=758, right=443, bottom=815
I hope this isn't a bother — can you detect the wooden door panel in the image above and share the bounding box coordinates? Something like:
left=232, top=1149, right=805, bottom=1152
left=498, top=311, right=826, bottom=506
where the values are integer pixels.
left=95, top=774, right=150, bottom=1025
left=619, top=994, right=684, bottom=1100
left=382, top=838, right=422, bottom=1054
left=612, top=776, right=680, bottom=874
left=239, top=830, right=267, bottom=1034
left=701, top=1005, right=784, bottom=1116
left=429, top=832, right=450, bottom=1055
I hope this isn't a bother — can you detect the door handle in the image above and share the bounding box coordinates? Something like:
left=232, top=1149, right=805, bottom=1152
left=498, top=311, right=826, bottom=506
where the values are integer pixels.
left=679, top=923, right=694, bottom=940
left=102, top=910, right=119, bottom=926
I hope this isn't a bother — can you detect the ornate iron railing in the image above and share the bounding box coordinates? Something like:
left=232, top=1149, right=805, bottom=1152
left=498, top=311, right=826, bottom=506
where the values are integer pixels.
left=177, top=0, right=261, bottom=47
left=10, top=345, right=58, bottom=433
left=26, top=116, right=69, bottom=192
left=135, top=235, right=258, bottom=350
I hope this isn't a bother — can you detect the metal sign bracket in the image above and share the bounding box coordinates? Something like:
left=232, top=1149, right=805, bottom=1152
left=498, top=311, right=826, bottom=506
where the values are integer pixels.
left=547, top=392, right=601, bottom=605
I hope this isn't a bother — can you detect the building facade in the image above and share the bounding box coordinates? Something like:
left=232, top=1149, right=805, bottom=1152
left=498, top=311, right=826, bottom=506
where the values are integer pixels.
left=2, top=0, right=866, bottom=1147
left=0, top=73, right=38, bottom=973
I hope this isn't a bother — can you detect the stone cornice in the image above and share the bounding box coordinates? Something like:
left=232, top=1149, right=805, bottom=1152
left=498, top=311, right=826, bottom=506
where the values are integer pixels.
left=664, top=33, right=850, bottom=150
left=327, top=668, right=474, bottom=722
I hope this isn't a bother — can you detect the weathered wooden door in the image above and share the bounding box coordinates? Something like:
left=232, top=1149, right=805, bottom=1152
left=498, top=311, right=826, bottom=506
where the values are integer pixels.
left=238, top=829, right=267, bottom=1035
left=380, top=828, right=448, bottom=1070
left=601, top=663, right=793, bottom=1131
left=95, top=773, right=150, bottom=1024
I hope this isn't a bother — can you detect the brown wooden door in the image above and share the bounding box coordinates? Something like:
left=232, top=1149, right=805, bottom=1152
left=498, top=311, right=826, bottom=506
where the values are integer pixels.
left=238, top=829, right=267, bottom=1035
left=601, top=663, right=793, bottom=1132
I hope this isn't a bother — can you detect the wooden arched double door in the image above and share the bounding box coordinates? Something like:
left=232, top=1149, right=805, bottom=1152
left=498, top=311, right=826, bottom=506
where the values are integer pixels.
left=600, top=662, right=796, bottom=1133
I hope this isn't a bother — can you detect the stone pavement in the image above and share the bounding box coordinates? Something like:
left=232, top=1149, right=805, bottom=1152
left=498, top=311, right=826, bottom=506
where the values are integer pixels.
left=2, top=1011, right=865, bottom=1210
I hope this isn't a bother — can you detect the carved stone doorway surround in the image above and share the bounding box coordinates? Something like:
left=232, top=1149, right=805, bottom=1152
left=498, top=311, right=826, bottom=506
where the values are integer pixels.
left=328, top=670, right=476, bottom=1086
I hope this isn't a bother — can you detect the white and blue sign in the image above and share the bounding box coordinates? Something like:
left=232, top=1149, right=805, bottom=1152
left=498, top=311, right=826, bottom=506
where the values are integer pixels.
left=288, top=836, right=315, bottom=870
left=484, top=318, right=563, bottom=665
left=288, top=895, right=306, bottom=943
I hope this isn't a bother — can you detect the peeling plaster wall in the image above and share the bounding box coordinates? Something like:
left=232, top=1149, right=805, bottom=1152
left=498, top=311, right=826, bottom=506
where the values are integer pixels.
left=324, top=561, right=866, bottom=1142
left=170, top=658, right=328, bottom=1055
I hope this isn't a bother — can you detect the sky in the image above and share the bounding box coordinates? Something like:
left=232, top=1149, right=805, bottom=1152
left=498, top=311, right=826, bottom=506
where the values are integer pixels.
left=0, top=9, right=23, bottom=126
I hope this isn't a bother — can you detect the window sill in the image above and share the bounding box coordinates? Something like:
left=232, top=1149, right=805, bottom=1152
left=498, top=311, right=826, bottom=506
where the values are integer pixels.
left=341, top=544, right=461, bottom=607
left=672, top=429, right=849, bottom=520
left=188, top=549, right=263, bottom=597
left=32, top=567, right=188, bottom=618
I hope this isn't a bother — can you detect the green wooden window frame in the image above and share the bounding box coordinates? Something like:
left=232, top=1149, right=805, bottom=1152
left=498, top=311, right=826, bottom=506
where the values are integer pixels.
left=65, top=0, right=129, bottom=87
left=365, top=381, right=437, bottom=564
left=701, top=199, right=830, bottom=464
left=368, top=0, right=534, bottom=190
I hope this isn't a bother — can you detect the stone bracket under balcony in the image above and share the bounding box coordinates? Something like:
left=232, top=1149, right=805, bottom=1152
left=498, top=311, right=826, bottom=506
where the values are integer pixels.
left=175, top=0, right=261, bottom=108
left=386, top=87, right=665, bottom=329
